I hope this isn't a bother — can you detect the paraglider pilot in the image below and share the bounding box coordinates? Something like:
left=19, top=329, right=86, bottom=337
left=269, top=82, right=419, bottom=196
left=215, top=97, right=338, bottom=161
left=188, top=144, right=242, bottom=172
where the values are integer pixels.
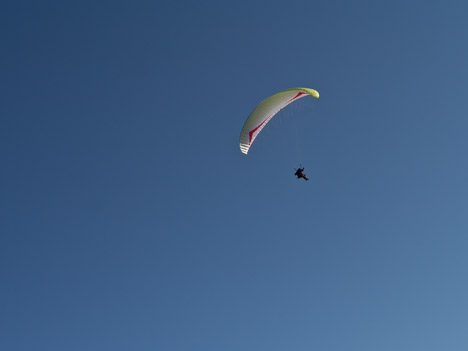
left=294, top=166, right=309, bottom=181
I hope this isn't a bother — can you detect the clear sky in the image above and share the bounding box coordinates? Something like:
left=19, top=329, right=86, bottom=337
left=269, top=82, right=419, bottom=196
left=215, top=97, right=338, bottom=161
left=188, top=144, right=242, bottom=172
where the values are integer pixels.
left=2, top=1, right=468, bottom=350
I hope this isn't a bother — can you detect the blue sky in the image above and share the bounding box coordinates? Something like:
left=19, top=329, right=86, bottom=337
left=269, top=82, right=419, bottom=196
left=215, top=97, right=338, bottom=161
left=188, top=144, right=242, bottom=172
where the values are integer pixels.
left=2, top=1, right=468, bottom=350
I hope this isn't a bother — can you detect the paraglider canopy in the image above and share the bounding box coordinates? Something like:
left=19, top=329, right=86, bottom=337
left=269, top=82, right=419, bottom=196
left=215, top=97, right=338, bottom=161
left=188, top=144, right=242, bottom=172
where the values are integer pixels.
left=239, top=87, right=319, bottom=154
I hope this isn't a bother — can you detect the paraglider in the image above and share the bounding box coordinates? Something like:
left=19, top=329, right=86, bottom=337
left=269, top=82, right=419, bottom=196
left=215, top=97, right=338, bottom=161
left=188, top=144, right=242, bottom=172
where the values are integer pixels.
left=239, top=87, right=319, bottom=154
left=294, top=166, right=309, bottom=181
left=239, top=87, right=319, bottom=181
